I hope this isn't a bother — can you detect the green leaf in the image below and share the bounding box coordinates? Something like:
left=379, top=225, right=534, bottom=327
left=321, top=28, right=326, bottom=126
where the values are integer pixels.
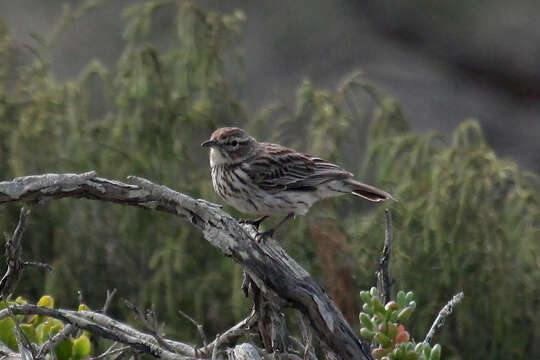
left=397, top=306, right=414, bottom=322
left=55, top=339, right=73, bottom=360
left=73, top=335, right=91, bottom=359
left=360, top=328, right=375, bottom=341
left=396, top=291, right=406, bottom=308
left=375, top=332, right=392, bottom=348
left=20, top=323, right=38, bottom=344
left=360, top=313, right=375, bottom=330
left=0, top=318, right=18, bottom=351
left=37, top=295, right=55, bottom=308
left=404, top=291, right=414, bottom=304
left=372, top=297, right=385, bottom=313
left=360, top=290, right=371, bottom=304
left=429, top=344, right=441, bottom=360
left=37, top=319, right=64, bottom=343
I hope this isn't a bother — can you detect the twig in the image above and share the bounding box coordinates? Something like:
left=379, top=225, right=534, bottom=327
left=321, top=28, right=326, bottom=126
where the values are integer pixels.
left=376, top=209, right=393, bottom=305
left=424, top=292, right=464, bottom=344
left=21, top=261, right=53, bottom=271
left=37, top=324, right=77, bottom=358
left=7, top=305, right=35, bottom=360
left=199, top=310, right=256, bottom=357
left=0, top=208, right=30, bottom=299
left=178, top=310, right=208, bottom=346
left=89, top=344, right=131, bottom=360
left=124, top=300, right=174, bottom=353
left=297, top=313, right=316, bottom=360
left=102, top=289, right=118, bottom=313
left=211, top=333, right=221, bottom=360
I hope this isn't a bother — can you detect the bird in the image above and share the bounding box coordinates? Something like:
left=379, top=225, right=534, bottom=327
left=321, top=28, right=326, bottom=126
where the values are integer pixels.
left=201, top=127, right=393, bottom=240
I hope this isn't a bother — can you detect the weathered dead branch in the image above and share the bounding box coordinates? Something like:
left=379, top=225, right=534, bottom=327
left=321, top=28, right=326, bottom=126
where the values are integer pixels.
left=0, top=172, right=372, bottom=360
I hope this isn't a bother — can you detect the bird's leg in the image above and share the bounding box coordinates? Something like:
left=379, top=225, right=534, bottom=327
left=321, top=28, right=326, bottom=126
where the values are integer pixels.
left=255, top=213, right=295, bottom=242
left=239, top=215, right=269, bottom=230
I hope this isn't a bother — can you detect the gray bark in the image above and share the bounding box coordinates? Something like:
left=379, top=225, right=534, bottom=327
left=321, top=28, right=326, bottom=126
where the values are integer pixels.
left=0, top=172, right=372, bottom=360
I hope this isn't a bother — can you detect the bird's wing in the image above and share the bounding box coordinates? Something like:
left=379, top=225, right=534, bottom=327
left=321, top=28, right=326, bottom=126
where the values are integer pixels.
left=245, top=143, right=352, bottom=193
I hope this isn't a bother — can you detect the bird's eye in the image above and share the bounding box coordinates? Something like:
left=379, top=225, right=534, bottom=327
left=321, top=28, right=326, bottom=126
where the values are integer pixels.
left=230, top=140, right=238, bottom=147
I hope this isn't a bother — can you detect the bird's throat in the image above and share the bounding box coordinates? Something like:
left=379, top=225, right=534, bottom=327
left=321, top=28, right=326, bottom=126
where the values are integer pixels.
left=209, top=148, right=228, bottom=167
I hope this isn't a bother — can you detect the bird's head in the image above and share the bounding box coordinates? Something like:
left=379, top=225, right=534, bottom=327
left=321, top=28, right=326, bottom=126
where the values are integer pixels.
left=201, top=127, right=258, bottom=167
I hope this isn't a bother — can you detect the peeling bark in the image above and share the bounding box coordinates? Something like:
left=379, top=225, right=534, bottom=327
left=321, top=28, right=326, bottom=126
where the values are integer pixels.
left=0, top=172, right=372, bottom=360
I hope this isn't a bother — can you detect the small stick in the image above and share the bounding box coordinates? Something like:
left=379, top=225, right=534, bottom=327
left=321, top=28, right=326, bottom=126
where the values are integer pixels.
left=376, top=209, right=394, bottom=305
left=102, top=289, right=118, bottom=314
left=178, top=310, right=208, bottom=346
left=424, top=292, right=464, bottom=344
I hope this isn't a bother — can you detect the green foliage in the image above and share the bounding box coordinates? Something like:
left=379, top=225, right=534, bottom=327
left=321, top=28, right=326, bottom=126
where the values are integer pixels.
left=0, top=296, right=91, bottom=360
left=0, top=0, right=248, bottom=343
left=352, top=82, right=540, bottom=359
left=0, top=2, right=538, bottom=359
left=359, top=287, right=440, bottom=360
left=248, top=74, right=539, bottom=359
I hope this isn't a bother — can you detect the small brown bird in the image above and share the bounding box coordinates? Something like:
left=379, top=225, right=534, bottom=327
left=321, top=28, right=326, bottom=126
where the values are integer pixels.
left=202, top=127, right=392, bottom=240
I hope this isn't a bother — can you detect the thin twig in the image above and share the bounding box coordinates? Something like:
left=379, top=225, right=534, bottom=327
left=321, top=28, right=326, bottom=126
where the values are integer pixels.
left=297, top=313, right=316, bottom=360
left=38, top=324, right=77, bottom=358
left=6, top=304, right=35, bottom=360
left=377, top=209, right=394, bottom=305
left=0, top=208, right=30, bottom=299
left=102, top=289, right=118, bottom=314
left=178, top=310, right=208, bottom=346
left=90, top=345, right=131, bottom=360
left=211, top=333, right=222, bottom=360
left=200, top=310, right=256, bottom=356
left=424, top=292, right=464, bottom=344
left=124, top=300, right=174, bottom=353
left=21, top=261, right=53, bottom=271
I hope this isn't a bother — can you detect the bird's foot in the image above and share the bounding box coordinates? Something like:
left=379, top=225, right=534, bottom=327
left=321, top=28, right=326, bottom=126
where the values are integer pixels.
left=254, top=229, right=274, bottom=243
left=239, top=216, right=268, bottom=231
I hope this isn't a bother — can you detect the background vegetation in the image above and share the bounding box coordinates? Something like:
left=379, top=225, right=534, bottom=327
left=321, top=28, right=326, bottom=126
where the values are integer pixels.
left=0, top=1, right=538, bottom=359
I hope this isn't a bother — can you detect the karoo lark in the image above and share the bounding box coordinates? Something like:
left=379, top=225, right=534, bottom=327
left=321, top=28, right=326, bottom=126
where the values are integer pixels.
left=202, top=127, right=393, bottom=240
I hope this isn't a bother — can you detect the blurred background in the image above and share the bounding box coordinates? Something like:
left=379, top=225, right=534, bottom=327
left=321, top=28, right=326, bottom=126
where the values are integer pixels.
left=0, top=1, right=538, bottom=359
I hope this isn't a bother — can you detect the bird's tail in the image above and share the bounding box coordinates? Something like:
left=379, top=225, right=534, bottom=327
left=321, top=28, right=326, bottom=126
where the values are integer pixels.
left=344, top=179, right=394, bottom=202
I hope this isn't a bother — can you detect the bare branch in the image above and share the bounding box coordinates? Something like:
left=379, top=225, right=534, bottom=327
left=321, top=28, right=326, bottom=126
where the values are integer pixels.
left=0, top=304, right=197, bottom=360
left=211, top=333, right=222, bottom=360
left=89, top=344, right=131, bottom=360
left=21, top=261, right=53, bottom=272
left=424, top=292, right=464, bottom=344
left=376, top=209, right=394, bottom=305
left=124, top=300, right=174, bottom=353
left=178, top=310, right=208, bottom=347
left=73, top=307, right=196, bottom=356
left=0, top=208, right=30, bottom=299
left=102, top=288, right=118, bottom=314
left=199, top=310, right=257, bottom=356
left=0, top=172, right=372, bottom=360
left=297, top=314, right=316, bottom=360
left=37, top=325, right=77, bottom=358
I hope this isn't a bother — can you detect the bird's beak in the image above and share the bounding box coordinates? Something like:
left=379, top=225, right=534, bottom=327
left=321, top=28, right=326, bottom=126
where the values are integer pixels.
left=201, top=139, right=217, bottom=148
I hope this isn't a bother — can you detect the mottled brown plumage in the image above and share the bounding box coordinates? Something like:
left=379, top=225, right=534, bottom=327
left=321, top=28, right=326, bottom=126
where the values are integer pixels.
left=202, top=127, right=392, bottom=239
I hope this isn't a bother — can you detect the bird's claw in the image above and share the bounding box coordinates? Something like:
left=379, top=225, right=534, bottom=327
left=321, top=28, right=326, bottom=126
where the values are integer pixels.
left=239, top=218, right=258, bottom=230
left=254, top=229, right=274, bottom=243
left=239, top=216, right=268, bottom=231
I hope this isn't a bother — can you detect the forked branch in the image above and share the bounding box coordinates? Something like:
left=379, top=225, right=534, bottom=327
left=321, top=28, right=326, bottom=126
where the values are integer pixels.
left=0, top=172, right=371, bottom=360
